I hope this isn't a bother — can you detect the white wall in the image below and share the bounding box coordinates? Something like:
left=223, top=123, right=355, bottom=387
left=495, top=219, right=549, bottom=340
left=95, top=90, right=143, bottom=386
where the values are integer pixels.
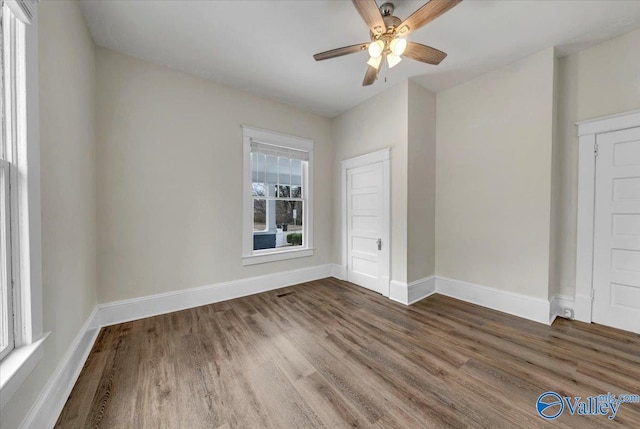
left=331, top=82, right=409, bottom=284
left=0, top=2, right=97, bottom=428
left=435, top=48, right=555, bottom=300
left=407, top=81, right=437, bottom=282
left=552, top=28, right=640, bottom=297
left=95, top=48, right=333, bottom=303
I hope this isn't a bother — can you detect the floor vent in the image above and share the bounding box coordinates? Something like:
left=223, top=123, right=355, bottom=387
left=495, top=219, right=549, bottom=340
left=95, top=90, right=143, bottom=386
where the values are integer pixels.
left=277, top=292, right=296, bottom=298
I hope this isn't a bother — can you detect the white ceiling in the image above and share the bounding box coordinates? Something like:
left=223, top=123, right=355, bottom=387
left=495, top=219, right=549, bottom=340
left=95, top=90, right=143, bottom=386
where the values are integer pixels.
left=80, top=0, right=640, bottom=118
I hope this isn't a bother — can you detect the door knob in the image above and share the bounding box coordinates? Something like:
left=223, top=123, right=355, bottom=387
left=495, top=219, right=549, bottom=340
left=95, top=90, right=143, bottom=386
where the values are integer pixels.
left=377, top=238, right=382, bottom=250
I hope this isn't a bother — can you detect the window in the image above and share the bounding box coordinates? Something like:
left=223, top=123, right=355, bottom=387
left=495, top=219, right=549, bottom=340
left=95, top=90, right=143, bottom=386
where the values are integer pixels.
left=0, top=1, right=14, bottom=362
left=0, top=0, right=46, bottom=410
left=242, top=126, right=313, bottom=265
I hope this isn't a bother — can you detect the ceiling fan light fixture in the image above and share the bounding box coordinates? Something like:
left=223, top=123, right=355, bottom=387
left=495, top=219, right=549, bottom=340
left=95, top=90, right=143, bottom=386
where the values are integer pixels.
left=368, top=40, right=385, bottom=58
left=387, top=53, right=402, bottom=69
left=390, top=38, right=407, bottom=56
left=367, top=55, right=383, bottom=70
left=312, top=0, right=462, bottom=86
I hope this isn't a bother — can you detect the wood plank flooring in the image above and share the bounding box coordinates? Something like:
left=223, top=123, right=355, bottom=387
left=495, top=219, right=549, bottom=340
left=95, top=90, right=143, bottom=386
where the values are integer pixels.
left=56, top=278, right=640, bottom=428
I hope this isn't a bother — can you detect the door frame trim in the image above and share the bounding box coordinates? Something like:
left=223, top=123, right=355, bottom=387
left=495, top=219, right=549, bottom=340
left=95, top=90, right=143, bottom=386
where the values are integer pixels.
left=341, top=149, right=391, bottom=296
left=575, top=110, right=640, bottom=323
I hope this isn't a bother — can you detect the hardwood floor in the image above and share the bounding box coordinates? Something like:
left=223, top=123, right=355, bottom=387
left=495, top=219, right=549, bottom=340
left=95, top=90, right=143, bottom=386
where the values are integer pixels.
left=56, top=278, right=640, bottom=428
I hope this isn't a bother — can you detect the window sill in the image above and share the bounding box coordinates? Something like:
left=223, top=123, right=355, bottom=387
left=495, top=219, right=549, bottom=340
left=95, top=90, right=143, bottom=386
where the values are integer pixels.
left=242, top=247, right=314, bottom=266
left=0, top=332, right=50, bottom=410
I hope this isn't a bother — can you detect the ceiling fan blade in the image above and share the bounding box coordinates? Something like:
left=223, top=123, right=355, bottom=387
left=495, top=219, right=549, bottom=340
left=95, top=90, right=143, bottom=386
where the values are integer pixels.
left=352, top=0, right=386, bottom=36
left=403, top=42, right=447, bottom=65
left=397, top=0, right=463, bottom=37
left=362, top=65, right=378, bottom=86
left=313, top=43, right=369, bottom=61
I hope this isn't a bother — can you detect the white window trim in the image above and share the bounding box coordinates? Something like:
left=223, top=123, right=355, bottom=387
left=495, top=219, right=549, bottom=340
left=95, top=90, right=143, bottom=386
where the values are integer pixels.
left=0, top=2, right=46, bottom=410
left=241, top=125, right=314, bottom=266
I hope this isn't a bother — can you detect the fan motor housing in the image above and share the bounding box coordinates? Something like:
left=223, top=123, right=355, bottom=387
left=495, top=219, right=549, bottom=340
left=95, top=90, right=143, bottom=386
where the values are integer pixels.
left=370, top=15, right=402, bottom=39
left=383, top=15, right=402, bottom=30
left=379, top=2, right=395, bottom=16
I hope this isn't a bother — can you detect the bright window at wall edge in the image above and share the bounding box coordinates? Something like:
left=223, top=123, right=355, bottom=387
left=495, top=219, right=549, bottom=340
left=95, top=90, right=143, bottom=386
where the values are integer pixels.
left=242, top=126, right=314, bottom=265
left=0, top=0, right=48, bottom=411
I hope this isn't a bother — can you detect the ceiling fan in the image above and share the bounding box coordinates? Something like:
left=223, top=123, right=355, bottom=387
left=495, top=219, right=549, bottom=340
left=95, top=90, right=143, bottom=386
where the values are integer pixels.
left=313, top=0, right=462, bottom=86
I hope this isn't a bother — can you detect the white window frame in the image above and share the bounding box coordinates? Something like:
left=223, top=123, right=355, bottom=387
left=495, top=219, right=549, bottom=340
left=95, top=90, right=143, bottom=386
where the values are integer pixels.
left=241, top=125, right=314, bottom=266
left=0, top=159, right=13, bottom=362
left=0, top=1, right=46, bottom=411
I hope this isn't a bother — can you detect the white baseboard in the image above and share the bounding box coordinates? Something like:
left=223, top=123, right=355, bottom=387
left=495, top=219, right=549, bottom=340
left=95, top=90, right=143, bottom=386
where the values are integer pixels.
left=574, top=293, right=593, bottom=323
left=19, top=264, right=335, bottom=428
left=549, top=294, right=576, bottom=324
left=20, top=307, right=100, bottom=429
left=389, top=280, right=406, bottom=304
left=331, top=264, right=347, bottom=281
left=98, top=264, right=333, bottom=327
left=389, top=276, right=436, bottom=305
left=435, top=276, right=551, bottom=325
left=408, top=277, right=437, bottom=304
left=391, top=275, right=551, bottom=325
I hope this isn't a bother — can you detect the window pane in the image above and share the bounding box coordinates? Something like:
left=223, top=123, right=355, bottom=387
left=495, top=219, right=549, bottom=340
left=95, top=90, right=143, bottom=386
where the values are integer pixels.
left=275, top=185, right=290, bottom=198
left=291, top=186, right=302, bottom=198
left=278, top=157, right=290, bottom=186
left=252, top=182, right=265, bottom=197
left=291, top=159, right=302, bottom=186
left=251, top=153, right=257, bottom=182
left=276, top=200, right=303, bottom=247
left=253, top=199, right=267, bottom=232
left=253, top=200, right=303, bottom=250
left=252, top=153, right=265, bottom=183
left=265, top=155, right=277, bottom=188
left=275, top=200, right=303, bottom=228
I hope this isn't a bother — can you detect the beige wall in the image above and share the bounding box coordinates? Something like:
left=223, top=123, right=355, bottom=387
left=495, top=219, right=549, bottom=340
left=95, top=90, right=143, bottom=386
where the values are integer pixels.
left=552, top=28, right=640, bottom=297
left=331, top=82, right=409, bottom=283
left=549, top=54, right=562, bottom=299
left=95, top=48, right=333, bottom=303
left=407, top=81, right=437, bottom=282
left=1, top=2, right=97, bottom=428
left=435, top=48, right=555, bottom=299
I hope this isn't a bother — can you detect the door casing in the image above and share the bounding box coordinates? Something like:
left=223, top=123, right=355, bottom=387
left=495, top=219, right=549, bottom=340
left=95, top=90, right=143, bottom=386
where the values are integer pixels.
left=575, top=109, right=640, bottom=324
left=591, top=126, right=640, bottom=333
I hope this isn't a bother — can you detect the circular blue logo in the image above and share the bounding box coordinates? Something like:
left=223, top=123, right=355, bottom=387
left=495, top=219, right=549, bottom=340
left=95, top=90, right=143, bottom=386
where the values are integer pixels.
left=537, top=392, right=564, bottom=420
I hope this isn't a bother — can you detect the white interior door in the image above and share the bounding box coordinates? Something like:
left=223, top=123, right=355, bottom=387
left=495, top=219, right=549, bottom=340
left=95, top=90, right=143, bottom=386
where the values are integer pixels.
left=592, top=126, right=640, bottom=334
left=347, top=162, right=387, bottom=295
